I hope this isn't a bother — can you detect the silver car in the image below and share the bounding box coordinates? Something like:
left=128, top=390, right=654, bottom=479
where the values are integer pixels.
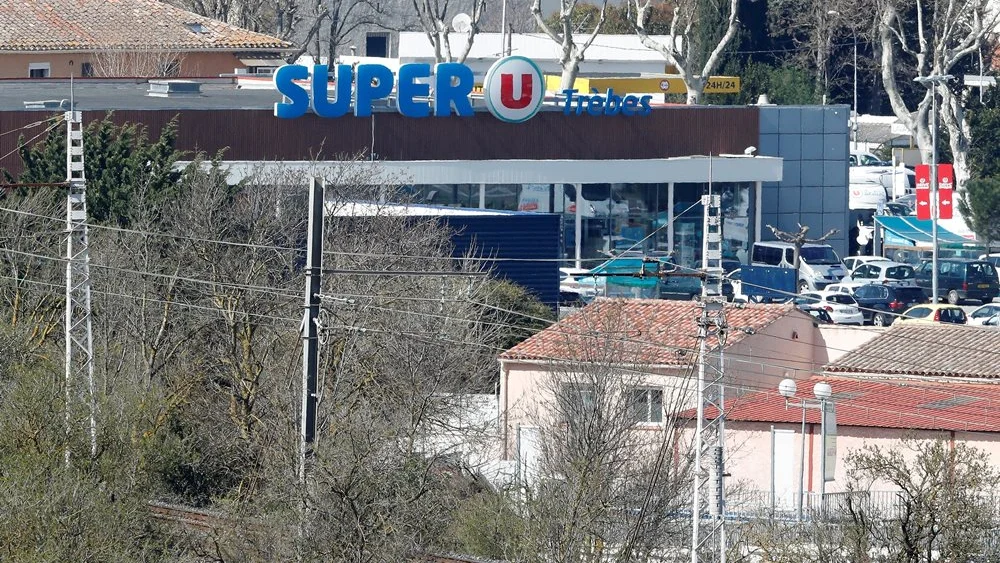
left=841, top=261, right=916, bottom=286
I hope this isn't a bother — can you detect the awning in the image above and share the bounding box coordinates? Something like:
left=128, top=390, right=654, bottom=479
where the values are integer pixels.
left=239, top=57, right=285, bottom=67
left=875, top=216, right=970, bottom=245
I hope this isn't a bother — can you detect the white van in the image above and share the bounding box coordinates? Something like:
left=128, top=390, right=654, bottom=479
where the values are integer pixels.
left=751, top=241, right=847, bottom=292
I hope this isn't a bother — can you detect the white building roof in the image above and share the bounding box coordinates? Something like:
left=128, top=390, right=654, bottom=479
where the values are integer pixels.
left=397, top=32, right=679, bottom=67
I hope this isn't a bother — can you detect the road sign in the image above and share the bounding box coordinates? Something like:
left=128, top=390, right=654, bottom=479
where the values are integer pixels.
left=915, top=164, right=931, bottom=220
left=938, top=163, right=954, bottom=219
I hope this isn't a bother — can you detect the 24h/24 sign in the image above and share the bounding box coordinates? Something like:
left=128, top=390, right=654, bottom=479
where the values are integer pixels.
left=658, top=76, right=741, bottom=94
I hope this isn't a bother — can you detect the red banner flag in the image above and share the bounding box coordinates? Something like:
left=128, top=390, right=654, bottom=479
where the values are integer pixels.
left=938, top=163, right=955, bottom=219
left=915, top=164, right=931, bottom=220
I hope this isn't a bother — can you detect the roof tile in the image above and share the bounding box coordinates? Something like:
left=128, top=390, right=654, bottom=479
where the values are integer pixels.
left=705, top=376, right=1000, bottom=433
left=825, top=323, right=1000, bottom=378
left=0, top=0, right=293, bottom=52
left=500, top=299, right=800, bottom=365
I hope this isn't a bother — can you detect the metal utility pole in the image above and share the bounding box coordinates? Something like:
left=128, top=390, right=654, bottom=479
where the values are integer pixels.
left=64, top=108, right=97, bottom=463
left=692, top=190, right=729, bottom=563
left=300, top=178, right=324, bottom=486
left=914, top=74, right=953, bottom=303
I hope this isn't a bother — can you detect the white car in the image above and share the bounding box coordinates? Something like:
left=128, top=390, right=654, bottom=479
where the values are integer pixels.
left=841, top=261, right=917, bottom=286
left=825, top=283, right=861, bottom=296
left=795, top=291, right=865, bottom=325
left=842, top=255, right=890, bottom=273
left=559, top=267, right=601, bottom=301
left=968, top=304, right=1000, bottom=326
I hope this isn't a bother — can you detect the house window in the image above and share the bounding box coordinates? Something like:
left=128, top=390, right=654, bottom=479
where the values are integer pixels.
left=630, top=387, right=664, bottom=424
left=28, top=63, right=50, bottom=78
left=81, top=62, right=94, bottom=77
left=559, top=383, right=596, bottom=420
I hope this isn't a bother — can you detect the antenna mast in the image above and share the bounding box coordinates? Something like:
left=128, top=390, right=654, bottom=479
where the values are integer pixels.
left=64, top=100, right=97, bottom=464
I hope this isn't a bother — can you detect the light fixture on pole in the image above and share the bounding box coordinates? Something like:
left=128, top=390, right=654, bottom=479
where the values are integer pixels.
left=778, top=377, right=835, bottom=520
left=913, top=74, right=954, bottom=304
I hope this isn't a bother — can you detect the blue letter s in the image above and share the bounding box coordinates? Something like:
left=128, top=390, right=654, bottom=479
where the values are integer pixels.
left=273, top=65, right=310, bottom=119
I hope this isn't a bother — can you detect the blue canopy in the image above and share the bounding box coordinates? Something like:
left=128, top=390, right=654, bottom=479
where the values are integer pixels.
left=875, top=216, right=969, bottom=245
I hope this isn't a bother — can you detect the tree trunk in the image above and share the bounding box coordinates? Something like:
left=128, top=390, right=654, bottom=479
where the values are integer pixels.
left=560, top=57, right=580, bottom=91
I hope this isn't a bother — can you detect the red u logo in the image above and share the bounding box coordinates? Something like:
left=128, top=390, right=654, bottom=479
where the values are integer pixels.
left=500, top=73, right=533, bottom=109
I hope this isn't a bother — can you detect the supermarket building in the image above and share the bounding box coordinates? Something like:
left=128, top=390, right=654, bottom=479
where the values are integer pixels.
left=0, top=60, right=853, bottom=272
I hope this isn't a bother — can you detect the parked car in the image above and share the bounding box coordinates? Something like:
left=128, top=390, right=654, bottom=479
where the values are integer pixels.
left=852, top=284, right=928, bottom=326
left=559, top=267, right=601, bottom=301
left=914, top=259, right=1000, bottom=304
left=980, top=253, right=1000, bottom=284
left=801, top=307, right=835, bottom=324
left=825, top=283, right=860, bottom=296
left=842, top=261, right=916, bottom=286
left=751, top=241, right=846, bottom=292
left=794, top=291, right=865, bottom=325
left=842, top=255, right=890, bottom=273
left=967, top=303, right=1000, bottom=326
left=898, top=304, right=967, bottom=324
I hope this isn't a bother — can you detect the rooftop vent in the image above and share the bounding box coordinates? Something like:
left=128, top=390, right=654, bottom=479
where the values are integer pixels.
left=148, top=80, right=202, bottom=98
left=23, top=99, right=71, bottom=110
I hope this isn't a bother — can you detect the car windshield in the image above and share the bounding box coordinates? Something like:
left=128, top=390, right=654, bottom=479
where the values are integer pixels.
left=800, top=246, right=842, bottom=265
left=829, top=294, right=857, bottom=305
left=885, top=266, right=914, bottom=279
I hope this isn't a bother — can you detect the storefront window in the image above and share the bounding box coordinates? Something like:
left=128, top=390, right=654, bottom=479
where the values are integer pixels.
left=672, top=183, right=706, bottom=270
left=484, top=184, right=520, bottom=211
left=388, top=182, right=753, bottom=270
left=720, top=182, right=752, bottom=265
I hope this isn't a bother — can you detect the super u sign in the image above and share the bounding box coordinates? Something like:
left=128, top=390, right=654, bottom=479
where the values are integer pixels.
left=273, top=56, right=652, bottom=122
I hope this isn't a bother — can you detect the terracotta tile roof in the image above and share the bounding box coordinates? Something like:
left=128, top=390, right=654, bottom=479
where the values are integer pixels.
left=825, top=324, right=1000, bottom=379
left=701, top=376, right=1000, bottom=433
left=500, top=299, right=800, bottom=366
left=0, top=0, right=293, bottom=52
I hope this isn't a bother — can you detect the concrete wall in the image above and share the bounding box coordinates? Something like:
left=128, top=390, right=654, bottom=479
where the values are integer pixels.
left=759, top=105, right=851, bottom=260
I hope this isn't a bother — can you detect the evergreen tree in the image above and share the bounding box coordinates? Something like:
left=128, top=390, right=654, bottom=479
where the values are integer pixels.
left=9, top=113, right=183, bottom=226
left=958, top=177, right=1000, bottom=250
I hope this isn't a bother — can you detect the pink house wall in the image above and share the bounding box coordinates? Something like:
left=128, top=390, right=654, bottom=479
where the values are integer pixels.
left=0, top=52, right=253, bottom=78
left=720, top=421, right=1000, bottom=504
left=497, top=312, right=827, bottom=462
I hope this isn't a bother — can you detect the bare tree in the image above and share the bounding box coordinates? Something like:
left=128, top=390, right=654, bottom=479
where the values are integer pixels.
left=766, top=223, right=839, bottom=293
left=842, top=438, right=1000, bottom=563
left=285, top=0, right=388, bottom=63
left=0, top=190, right=64, bottom=350
left=531, top=0, right=610, bottom=91
left=509, top=300, right=697, bottom=561
left=630, top=0, right=740, bottom=105
left=91, top=47, right=186, bottom=78
left=877, top=0, right=998, bottom=187
left=411, top=0, right=488, bottom=63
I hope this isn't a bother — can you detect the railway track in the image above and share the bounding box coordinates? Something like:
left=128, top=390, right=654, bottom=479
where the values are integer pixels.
left=147, top=502, right=501, bottom=562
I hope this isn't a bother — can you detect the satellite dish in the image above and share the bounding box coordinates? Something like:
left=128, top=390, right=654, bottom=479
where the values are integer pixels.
left=451, top=12, right=472, bottom=33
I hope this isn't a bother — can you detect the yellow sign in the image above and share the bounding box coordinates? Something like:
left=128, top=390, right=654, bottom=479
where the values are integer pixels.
left=546, top=75, right=741, bottom=95
left=658, top=76, right=741, bottom=94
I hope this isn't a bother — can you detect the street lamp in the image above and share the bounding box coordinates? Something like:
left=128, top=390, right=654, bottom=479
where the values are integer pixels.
left=778, top=378, right=834, bottom=520
left=913, top=74, right=954, bottom=304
